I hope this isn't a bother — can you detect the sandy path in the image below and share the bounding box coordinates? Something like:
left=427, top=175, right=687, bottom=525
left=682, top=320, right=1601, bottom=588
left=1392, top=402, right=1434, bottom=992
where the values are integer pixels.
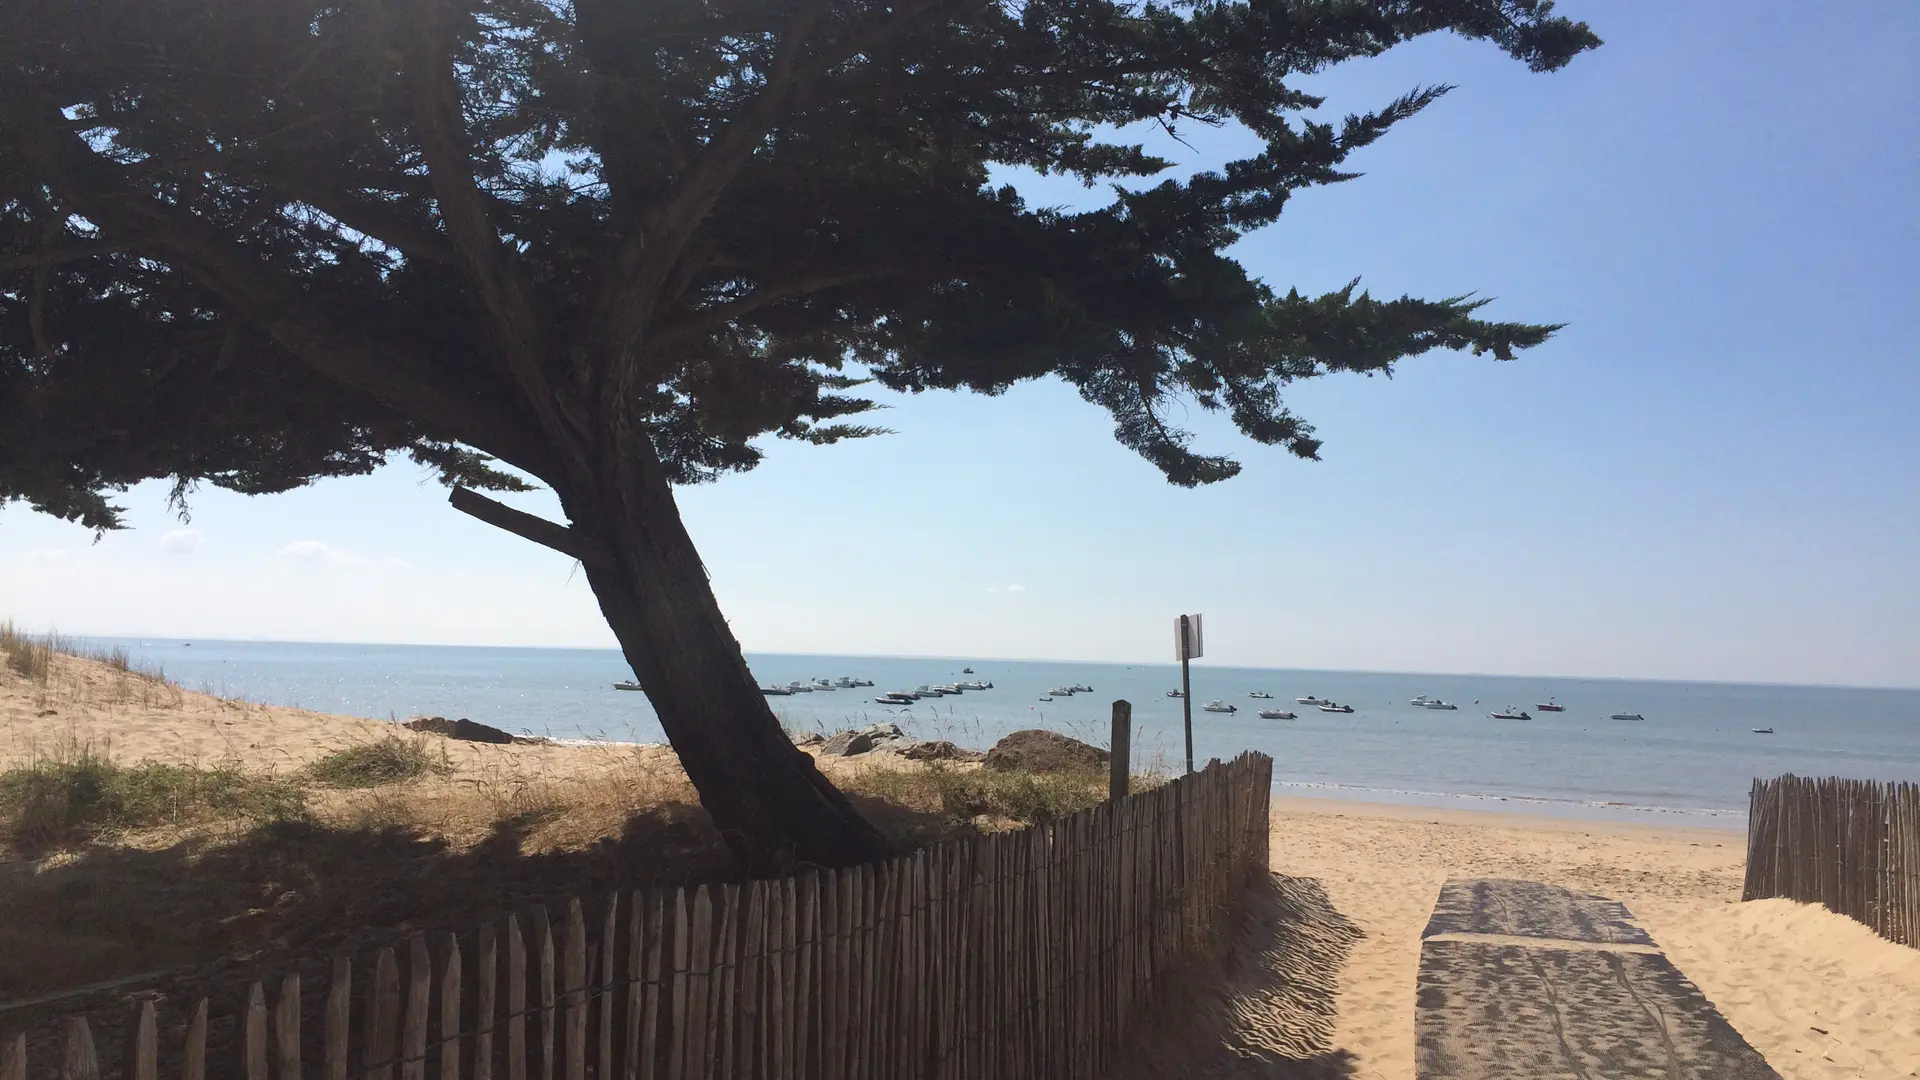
left=1267, top=798, right=1920, bottom=1080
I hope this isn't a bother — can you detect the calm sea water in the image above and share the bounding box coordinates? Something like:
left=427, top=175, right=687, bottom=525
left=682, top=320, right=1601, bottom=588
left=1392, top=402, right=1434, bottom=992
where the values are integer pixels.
left=91, top=638, right=1920, bottom=828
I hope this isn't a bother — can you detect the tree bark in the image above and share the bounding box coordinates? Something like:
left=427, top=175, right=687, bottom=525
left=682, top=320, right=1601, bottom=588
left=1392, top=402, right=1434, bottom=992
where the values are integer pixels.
left=560, top=428, right=894, bottom=875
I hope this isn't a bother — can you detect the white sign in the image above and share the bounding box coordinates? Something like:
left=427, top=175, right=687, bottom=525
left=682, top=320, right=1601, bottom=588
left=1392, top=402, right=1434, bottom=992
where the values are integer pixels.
left=1173, top=614, right=1204, bottom=660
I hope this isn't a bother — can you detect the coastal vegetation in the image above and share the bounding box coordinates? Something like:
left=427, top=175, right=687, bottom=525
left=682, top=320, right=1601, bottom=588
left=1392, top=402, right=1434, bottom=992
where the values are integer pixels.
left=0, top=643, right=1148, bottom=999
left=0, top=0, right=1599, bottom=872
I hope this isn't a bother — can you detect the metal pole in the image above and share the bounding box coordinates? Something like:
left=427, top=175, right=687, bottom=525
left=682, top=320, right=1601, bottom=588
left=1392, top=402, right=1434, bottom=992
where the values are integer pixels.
left=1180, top=615, right=1194, bottom=774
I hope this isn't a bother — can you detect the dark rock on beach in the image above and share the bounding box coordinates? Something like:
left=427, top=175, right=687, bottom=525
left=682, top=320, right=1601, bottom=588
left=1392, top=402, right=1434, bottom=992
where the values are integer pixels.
left=403, top=716, right=516, bottom=745
left=899, top=740, right=985, bottom=763
left=984, top=729, right=1108, bottom=773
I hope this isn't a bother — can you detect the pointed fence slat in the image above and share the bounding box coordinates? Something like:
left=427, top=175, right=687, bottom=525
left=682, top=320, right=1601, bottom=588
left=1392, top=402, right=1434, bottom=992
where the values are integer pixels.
left=244, top=983, right=268, bottom=1080
left=367, top=948, right=401, bottom=1080
left=182, top=999, right=208, bottom=1080
left=440, top=934, right=463, bottom=1080
left=274, top=974, right=300, bottom=1080
left=327, top=956, right=352, bottom=1080
left=476, top=925, right=498, bottom=1080
left=125, top=999, right=157, bottom=1080
left=62, top=1018, right=98, bottom=1080
left=506, top=917, right=527, bottom=1080
left=10, top=753, right=1277, bottom=1080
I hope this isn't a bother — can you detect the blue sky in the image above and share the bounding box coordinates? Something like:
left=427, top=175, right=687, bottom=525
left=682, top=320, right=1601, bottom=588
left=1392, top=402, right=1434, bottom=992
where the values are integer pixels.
left=3, top=0, right=1916, bottom=687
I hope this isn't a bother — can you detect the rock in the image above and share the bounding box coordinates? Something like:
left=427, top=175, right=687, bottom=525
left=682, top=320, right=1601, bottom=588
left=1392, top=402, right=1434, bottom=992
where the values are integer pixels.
left=790, top=730, right=825, bottom=748
left=820, top=730, right=877, bottom=757
left=899, top=740, right=985, bottom=762
left=818, top=722, right=910, bottom=758
left=404, top=716, right=516, bottom=745
left=983, top=729, right=1108, bottom=773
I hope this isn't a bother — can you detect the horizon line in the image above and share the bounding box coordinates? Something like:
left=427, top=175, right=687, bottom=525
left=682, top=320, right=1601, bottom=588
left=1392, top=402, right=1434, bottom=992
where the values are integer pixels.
left=47, top=629, right=1920, bottom=694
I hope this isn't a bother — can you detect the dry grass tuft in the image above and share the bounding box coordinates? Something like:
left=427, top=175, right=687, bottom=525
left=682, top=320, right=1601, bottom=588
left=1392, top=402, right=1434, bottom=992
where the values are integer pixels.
left=0, top=741, right=307, bottom=848
left=842, top=760, right=1127, bottom=827
left=306, top=735, right=452, bottom=788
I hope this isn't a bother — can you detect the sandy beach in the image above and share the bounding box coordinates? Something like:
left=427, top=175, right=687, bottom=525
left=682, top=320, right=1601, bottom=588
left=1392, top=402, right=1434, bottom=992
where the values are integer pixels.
left=5, top=655, right=1917, bottom=1078
left=1265, top=797, right=1920, bottom=1080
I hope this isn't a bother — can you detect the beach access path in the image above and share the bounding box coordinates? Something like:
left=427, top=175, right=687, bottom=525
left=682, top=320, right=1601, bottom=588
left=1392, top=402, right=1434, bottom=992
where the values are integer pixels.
left=1260, top=799, right=1920, bottom=1080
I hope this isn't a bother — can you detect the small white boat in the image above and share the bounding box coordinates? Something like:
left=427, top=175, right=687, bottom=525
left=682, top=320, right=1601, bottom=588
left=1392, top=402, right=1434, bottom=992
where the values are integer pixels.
left=614, top=680, right=643, bottom=691
left=760, top=685, right=791, bottom=696
left=834, top=677, right=858, bottom=688
left=916, top=685, right=949, bottom=696
left=1491, top=707, right=1531, bottom=720
left=875, top=694, right=915, bottom=706
left=953, top=680, right=991, bottom=691
left=1752, top=727, right=1775, bottom=734
left=1250, top=691, right=1273, bottom=700
left=1422, top=701, right=1458, bottom=710
left=1039, top=695, right=1053, bottom=702
left=785, top=681, right=813, bottom=693
left=887, top=689, right=923, bottom=700
left=1048, top=687, right=1078, bottom=697
left=1611, top=712, right=1645, bottom=722
left=962, top=667, right=974, bottom=674
left=1202, top=700, right=1237, bottom=713
left=1536, top=700, right=1565, bottom=712
left=1167, top=689, right=1184, bottom=698
left=1317, top=703, right=1354, bottom=714
left=1072, top=683, right=1093, bottom=693
left=1297, top=696, right=1329, bottom=705
left=1257, top=708, right=1296, bottom=720
left=1410, top=695, right=1433, bottom=706
left=810, top=680, right=836, bottom=691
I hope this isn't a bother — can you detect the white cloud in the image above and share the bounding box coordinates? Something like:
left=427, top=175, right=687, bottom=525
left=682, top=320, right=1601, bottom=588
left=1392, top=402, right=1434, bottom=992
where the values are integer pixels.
left=159, top=529, right=204, bottom=555
left=275, top=540, right=411, bottom=572
left=987, top=583, right=1027, bottom=594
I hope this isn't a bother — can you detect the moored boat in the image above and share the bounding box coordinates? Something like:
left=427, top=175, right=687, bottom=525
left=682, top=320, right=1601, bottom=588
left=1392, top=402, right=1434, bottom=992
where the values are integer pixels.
left=1317, top=703, right=1354, bottom=714
left=1257, top=708, right=1296, bottom=720
left=1250, top=691, right=1273, bottom=699
left=1422, top=700, right=1458, bottom=710
left=1610, top=712, right=1645, bottom=721
left=614, top=680, right=643, bottom=691
left=1166, top=689, right=1184, bottom=698
left=1491, top=707, right=1531, bottom=720
left=1297, top=695, right=1328, bottom=705
left=1202, top=700, right=1237, bottom=713
left=1536, top=699, right=1566, bottom=712
left=1752, top=727, right=1774, bottom=734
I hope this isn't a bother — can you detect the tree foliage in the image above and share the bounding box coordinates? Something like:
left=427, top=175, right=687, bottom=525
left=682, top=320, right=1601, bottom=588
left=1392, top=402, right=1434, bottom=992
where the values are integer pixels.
left=1, top=0, right=1598, bottom=527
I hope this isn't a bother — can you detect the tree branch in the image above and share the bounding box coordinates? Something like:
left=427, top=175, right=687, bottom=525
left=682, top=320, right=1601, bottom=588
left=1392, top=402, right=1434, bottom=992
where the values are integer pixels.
left=0, top=241, right=126, bottom=275
left=403, top=0, right=573, bottom=453
left=0, top=101, right=560, bottom=483
left=653, top=267, right=913, bottom=345
left=449, top=486, right=597, bottom=562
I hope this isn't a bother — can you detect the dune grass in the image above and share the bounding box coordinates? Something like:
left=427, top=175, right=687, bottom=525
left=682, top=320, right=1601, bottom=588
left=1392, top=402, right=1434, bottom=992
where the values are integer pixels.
left=305, top=735, right=453, bottom=788
left=0, top=745, right=307, bottom=847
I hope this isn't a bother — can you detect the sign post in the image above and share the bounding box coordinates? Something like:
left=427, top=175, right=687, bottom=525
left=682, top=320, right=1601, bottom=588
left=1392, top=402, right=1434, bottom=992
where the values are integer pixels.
left=1175, top=614, right=1203, bottom=774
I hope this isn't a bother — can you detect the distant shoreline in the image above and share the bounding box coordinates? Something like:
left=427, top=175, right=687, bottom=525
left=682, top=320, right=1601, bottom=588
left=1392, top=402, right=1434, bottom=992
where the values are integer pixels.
left=53, top=634, right=1920, bottom=694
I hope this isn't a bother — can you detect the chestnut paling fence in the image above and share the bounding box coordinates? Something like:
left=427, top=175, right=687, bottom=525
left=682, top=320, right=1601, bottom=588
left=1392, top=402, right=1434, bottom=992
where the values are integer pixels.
left=1743, top=773, right=1920, bottom=948
left=3, top=752, right=1274, bottom=1080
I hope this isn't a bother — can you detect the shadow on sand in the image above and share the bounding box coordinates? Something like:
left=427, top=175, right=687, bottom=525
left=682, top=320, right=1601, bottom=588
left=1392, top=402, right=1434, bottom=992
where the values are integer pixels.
left=1113, top=872, right=1365, bottom=1079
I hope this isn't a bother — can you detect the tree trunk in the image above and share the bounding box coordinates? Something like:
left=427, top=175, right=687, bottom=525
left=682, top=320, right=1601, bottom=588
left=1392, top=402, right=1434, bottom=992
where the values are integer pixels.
left=561, top=430, right=894, bottom=875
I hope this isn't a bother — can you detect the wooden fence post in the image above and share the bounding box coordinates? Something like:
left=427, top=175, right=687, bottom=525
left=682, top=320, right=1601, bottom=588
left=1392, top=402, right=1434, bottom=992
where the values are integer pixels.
left=1109, top=701, right=1131, bottom=802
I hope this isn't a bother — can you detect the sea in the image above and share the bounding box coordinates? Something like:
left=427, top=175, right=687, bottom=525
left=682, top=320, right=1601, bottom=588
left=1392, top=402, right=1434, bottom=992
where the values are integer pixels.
left=87, top=638, right=1920, bottom=829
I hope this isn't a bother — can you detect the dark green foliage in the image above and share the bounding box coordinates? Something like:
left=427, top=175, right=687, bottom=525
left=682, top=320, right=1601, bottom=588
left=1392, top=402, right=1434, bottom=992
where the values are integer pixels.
left=0, top=0, right=1598, bottom=520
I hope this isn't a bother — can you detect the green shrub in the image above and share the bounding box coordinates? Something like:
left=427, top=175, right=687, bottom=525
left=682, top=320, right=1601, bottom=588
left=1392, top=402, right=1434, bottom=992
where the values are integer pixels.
left=306, top=736, right=450, bottom=788
left=847, top=762, right=1110, bottom=825
left=0, top=750, right=307, bottom=847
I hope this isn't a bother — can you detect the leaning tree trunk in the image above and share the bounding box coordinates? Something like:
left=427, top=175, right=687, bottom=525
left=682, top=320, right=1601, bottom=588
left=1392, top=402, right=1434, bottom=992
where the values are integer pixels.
left=561, top=430, right=894, bottom=875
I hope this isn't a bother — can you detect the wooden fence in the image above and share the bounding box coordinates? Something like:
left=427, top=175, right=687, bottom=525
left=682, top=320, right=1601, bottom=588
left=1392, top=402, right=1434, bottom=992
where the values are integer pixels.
left=1743, top=773, right=1920, bottom=947
left=3, top=751, right=1273, bottom=1080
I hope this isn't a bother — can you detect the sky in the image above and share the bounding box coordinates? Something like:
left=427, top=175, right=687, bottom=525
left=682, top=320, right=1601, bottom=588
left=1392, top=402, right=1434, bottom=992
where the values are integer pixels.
left=3, top=0, right=1917, bottom=688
